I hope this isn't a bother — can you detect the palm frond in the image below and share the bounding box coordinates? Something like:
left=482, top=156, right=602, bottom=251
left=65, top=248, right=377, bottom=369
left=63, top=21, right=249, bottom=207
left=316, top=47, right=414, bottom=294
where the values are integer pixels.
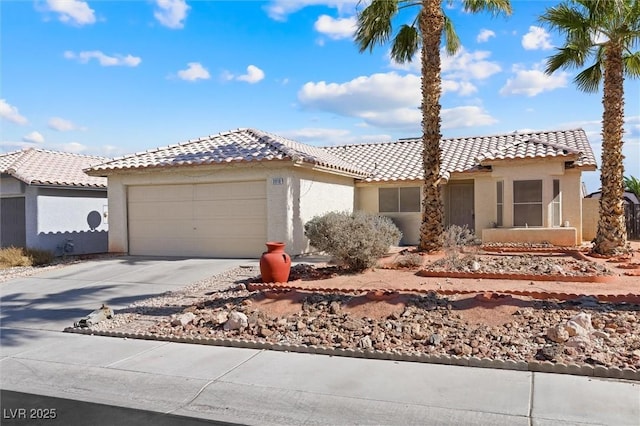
left=545, top=46, right=587, bottom=73
left=623, top=51, right=640, bottom=77
left=539, top=3, right=589, bottom=35
left=355, top=0, right=399, bottom=53
left=574, top=62, right=603, bottom=93
left=442, top=14, right=460, bottom=56
left=462, top=0, right=512, bottom=16
left=391, top=24, right=420, bottom=63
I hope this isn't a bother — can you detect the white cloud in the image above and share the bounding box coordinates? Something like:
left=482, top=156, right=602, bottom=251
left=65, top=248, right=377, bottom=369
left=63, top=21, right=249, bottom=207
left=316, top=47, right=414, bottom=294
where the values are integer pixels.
left=154, top=0, right=190, bottom=29
left=22, top=131, right=45, bottom=144
left=0, top=99, right=28, bottom=125
left=177, top=62, right=210, bottom=81
left=388, top=48, right=499, bottom=97
left=522, top=26, right=553, bottom=50
left=64, top=50, right=141, bottom=67
left=237, top=65, right=265, bottom=84
left=278, top=128, right=393, bottom=146
left=442, top=80, right=477, bottom=96
left=500, top=63, right=568, bottom=97
left=59, top=142, right=87, bottom=153
left=441, top=106, right=498, bottom=129
left=48, top=117, right=77, bottom=131
left=299, top=72, right=420, bottom=116
left=298, top=72, right=497, bottom=131
left=223, top=65, right=265, bottom=84
left=476, top=29, right=495, bottom=43
left=441, top=48, right=502, bottom=80
left=265, top=0, right=358, bottom=21
left=314, top=15, right=356, bottom=40
left=44, top=0, right=96, bottom=26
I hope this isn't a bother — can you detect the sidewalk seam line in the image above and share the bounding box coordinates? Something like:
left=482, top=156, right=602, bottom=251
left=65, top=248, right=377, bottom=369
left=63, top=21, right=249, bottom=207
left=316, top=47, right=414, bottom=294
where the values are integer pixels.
left=528, top=372, right=535, bottom=425
left=165, top=349, right=265, bottom=415
left=104, top=341, right=170, bottom=368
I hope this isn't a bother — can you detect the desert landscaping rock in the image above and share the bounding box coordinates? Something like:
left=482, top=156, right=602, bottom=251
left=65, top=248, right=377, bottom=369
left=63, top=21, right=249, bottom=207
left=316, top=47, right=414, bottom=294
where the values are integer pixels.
left=74, top=264, right=640, bottom=375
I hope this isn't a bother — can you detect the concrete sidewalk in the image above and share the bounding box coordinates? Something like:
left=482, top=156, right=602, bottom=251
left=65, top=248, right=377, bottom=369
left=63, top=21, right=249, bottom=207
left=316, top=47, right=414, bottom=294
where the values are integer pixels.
left=1, top=257, right=638, bottom=425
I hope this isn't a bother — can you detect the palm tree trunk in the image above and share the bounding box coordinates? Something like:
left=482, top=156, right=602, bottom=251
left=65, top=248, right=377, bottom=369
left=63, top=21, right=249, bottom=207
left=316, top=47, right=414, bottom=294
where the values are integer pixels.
left=593, top=43, right=627, bottom=255
left=418, top=0, right=444, bottom=252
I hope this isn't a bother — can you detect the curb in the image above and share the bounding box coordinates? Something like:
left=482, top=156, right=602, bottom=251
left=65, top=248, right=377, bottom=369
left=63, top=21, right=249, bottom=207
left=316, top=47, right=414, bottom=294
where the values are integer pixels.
left=63, top=326, right=640, bottom=381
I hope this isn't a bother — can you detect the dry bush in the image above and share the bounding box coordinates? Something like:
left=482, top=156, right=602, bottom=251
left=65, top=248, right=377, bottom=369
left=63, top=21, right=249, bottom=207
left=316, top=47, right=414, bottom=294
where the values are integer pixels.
left=393, top=253, right=424, bottom=268
left=304, top=211, right=402, bottom=271
left=0, top=247, right=55, bottom=268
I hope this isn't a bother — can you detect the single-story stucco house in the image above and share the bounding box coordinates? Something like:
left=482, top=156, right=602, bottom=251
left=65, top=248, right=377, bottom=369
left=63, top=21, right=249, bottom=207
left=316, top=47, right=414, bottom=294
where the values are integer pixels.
left=86, top=127, right=596, bottom=258
left=0, top=148, right=109, bottom=255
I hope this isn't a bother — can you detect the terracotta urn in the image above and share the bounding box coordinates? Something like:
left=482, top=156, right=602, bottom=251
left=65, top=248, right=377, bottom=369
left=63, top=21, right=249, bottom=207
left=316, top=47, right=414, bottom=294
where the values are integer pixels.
left=260, top=242, right=291, bottom=283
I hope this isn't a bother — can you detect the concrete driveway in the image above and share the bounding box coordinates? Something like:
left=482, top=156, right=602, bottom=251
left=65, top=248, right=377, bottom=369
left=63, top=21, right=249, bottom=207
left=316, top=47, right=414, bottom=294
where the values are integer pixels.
left=1, top=256, right=639, bottom=425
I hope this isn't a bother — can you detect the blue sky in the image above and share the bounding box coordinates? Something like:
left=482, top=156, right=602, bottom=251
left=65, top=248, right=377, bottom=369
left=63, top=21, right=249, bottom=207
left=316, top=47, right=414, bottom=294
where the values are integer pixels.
left=1, top=0, right=638, bottom=193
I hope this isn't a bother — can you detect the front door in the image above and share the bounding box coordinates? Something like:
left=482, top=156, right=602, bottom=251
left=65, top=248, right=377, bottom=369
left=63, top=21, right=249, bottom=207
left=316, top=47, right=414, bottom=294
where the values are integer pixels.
left=447, top=183, right=474, bottom=231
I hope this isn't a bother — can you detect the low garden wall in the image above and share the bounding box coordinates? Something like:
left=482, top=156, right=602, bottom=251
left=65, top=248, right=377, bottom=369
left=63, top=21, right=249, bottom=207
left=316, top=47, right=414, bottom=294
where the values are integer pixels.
left=482, top=227, right=577, bottom=246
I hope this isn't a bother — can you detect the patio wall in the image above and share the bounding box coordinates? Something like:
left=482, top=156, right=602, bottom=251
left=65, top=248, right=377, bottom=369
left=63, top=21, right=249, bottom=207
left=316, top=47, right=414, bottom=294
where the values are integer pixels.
left=482, top=227, right=577, bottom=246
left=582, top=197, right=599, bottom=242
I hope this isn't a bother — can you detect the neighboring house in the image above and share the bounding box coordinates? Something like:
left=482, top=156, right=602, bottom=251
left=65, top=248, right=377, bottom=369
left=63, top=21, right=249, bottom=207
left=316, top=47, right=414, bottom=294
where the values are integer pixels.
left=584, top=190, right=640, bottom=241
left=0, top=149, right=109, bottom=255
left=585, top=190, right=640, bottom=205
left=86, top=128, right=596, bottom=258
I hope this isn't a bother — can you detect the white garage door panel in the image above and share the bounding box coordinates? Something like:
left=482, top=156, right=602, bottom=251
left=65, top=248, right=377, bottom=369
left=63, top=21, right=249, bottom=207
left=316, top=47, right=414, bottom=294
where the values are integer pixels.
left=193, top=199, right=266, bottom=219
left=128, top=181, right=267, bottom=257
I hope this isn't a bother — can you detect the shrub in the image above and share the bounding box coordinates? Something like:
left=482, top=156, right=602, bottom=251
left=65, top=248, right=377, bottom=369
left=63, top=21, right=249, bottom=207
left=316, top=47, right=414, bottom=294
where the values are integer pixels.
left=304, top=211, right=402, bottom=271
left=23, top=248, right=55, bottom=266
left=442, top=224, right=476, bottom=264
left=0, top=247, right=55, bottom=268
left=393, top=253, right=424, bottom=268
left=0, top=247, right=31, bottom=268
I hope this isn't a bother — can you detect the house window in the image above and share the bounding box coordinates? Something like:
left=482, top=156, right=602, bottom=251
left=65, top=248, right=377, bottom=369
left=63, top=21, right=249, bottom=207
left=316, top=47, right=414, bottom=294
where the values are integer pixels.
left=496, top=181, right=503, bottom=227
left=379, top=187, right=420, bottom=212
left=513, top=180, right=542, bottom=227
left=552, top=179, right=561, bottom=227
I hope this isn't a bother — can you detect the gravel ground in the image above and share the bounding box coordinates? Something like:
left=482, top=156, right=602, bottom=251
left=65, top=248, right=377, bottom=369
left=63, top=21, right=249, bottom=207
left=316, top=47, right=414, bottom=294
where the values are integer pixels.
left=85, top=265, right=640, bottom=371
left=425, top=253, right=614, bottom=276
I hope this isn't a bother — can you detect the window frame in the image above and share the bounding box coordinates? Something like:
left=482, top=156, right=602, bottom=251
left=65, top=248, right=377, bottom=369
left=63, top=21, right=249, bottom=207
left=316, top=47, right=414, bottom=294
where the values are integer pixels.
left=496, top=181, right=504, bottom=227
left=378, top=186, right=421, bottom=213
left=551, top=179, right=561, bottom=227
left=513, top=180, right=543, bottom=227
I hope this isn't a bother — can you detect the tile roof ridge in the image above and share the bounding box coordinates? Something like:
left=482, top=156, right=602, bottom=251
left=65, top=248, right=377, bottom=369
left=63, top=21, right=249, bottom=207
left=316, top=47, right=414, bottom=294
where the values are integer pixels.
left=29, top=147, right=108, bottom=161
left=97, top=128, right=253, bottom=165
left=324, top=138, right=414, bottom=149
left=519, top=137, right=580, bottom=154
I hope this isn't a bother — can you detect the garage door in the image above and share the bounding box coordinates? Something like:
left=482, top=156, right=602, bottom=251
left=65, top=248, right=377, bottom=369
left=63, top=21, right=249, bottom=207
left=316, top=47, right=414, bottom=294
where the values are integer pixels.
left=128, top=181, right=267, bottom=257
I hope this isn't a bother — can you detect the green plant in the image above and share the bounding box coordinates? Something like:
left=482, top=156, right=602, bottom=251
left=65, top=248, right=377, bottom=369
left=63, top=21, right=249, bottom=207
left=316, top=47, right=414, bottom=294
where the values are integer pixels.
left=624, top=176, right=640, bottom=198
left=304, top=211, right=402, bottom=271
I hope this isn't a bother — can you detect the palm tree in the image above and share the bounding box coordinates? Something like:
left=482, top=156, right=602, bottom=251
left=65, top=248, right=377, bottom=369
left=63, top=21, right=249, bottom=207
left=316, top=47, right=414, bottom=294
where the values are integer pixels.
left=540, top=0, right=640, bottom=255
left=355, top=0, right=511, bottom=252
left=625, top=175, right=640, bottom=198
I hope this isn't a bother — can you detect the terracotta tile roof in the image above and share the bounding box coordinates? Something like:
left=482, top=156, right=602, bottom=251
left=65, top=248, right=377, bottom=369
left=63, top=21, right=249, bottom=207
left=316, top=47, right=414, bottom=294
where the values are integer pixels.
left=0, top=148, right=107, bottom=188
left=325, top=128, right=597, bottom=182
left=88, top=128, right=368, bottom=177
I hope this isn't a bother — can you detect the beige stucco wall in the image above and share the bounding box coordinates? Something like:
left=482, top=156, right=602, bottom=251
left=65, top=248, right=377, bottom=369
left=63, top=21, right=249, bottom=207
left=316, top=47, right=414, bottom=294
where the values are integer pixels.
left=482, top=227, right=577, bottom=246
left=104, top=163, right=354, bottom=256
left=582, top=197, right=599, bottom=242
left=293, top=169, right=355, bottom=254
left=354, top=158, right=588, bottom=245
left=489, top=160, right=584, bottom=243
left=473, top=175, right=495, bottom=233
left=355, top=182, right=423, bottom=245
